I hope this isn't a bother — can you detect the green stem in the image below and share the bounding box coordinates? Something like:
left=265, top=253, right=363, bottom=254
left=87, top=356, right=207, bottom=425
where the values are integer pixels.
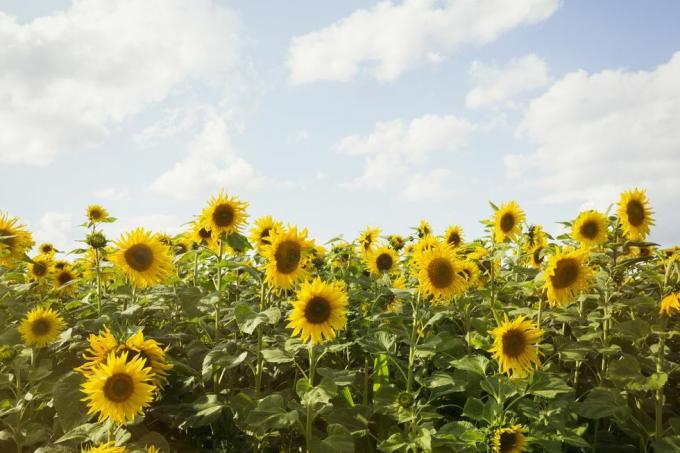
left=362, top=357, right=370, bottom=405
left=193, top=252, right=199, bottom=287
left=215, top=239, right=224, bottom=336
left=305, top=344, right=316, bottom=453
left=254, top=283, right=267, bottom=400
left=536, top=297, right=543, bottom=331
left=406, top=292, right=420, bottom=393
left=656, top=316, right=668, bottom=439
left=94, top=247, right=103, bottom=316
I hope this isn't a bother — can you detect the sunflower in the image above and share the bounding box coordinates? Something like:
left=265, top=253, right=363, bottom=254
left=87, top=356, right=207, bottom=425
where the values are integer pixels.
left=444, top=225, right=464, bottom=248
left=660, top=292, right=680, bottom=316
left=81, top=442, right=128, bottom=453
left=54, top=259, right=69, bottom=270
left=111, top=228, right=174, bottom=288
left=250, top=216, right=283, bottom=251
left=201, top=191, right=248, bottom=237
left=54, top=266, right=78, bottom=295
left=489, top=315, right=543, bottom=377
left=287, top=278, right=348, bottom=344
left=27, top=255, right=53, bottom=281
left=527, top=245, right=545, bottom=269
left=77, top=327, right=119, bottom=375
left=122, top=330, right=173, bottom=387
left=388, top=234, right=406, bottom=251
left=190, top=220, right=217, bottom=251
left=617, top=188, right=654, bottom=241
left=544, top=248, right=593, bottom=307
left=415, top=243, right=466, bottom=302
left=494, top=202, right=525, bottom=242
left=0, top=211, right=34, bottom=266
left=147, top=446, right=160, bottom=453
left=572, top=210, right=608, bottom=247
left=416, top=220, right=432, bottom=239
left=86, top=204, right=109, bottom=224
left=383, top=275, right=407, bottom=313
left=81, top=351, right=156, bottom=425
left=629, top=245, right=655, bottom=258
left=357, top=226, right=381, bottom=254
left=492, top=425, right=528, bottom=453
left=38, top=242, right=56, bottom=256
left=459, top=259, right=480, bottom=289
left=413, top=235, right=440, bottom=255
left=264, top=226, right=314, bottom=290
left=366, top=246, right=399, bottom=275
left=18, top=307, right=64, bottom=348
left=525, top=224, right=547, bottom=250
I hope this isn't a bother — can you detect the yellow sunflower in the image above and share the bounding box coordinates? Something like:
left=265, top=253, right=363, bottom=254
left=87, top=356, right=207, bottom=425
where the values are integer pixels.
left=81, top=441, right=128, bottom=453
left=416, top=220, right=432, bottom=238
left=146, top=446, right=160, bottom=453
left=527, top=245, right=545, bottom=269
left=660, top=292, right=680, bottom=316
left=444, top=225, right=464, bottom=248
left=494, top=202, right=525, bottom=242
left=54, top=266, right=78, bottom=295
left=492, top=425, right=528, bottom=453
left=358, top=226, right=382, bottom=254
left=525, top=224, right=548, bottom=250
left=111, top=228, right=174, bottom=288
left=27, top=255, right=53, bottom=282
left=77, top=327, right=119, bottom=375
left=489, top=315, right=543, bottom=378
left=415, top=243, right=466, bottom=302
left=264, top=226, right=314, bottom=290
left=81, top=351, right=156, bottom=425
left=384, top=275, right=407, bottom=313
left=122, top=330, right=173, bottom=388
left=250, top=215, right=283, bottom=251
left=459, top=259, right=480, bottom=289
left=413, top=235, right=440, bottom=255
left=18, top=307, right=64, bottom=348
left=287, top=278, right=348, bottom=344
left=38, top=242, right=56, bottom=256
left=190, top=220, right=217, bottom=251
left=572, top=210, right=608, bottom=247
left=388, top=234, right=406, bottom=251
left=617, top=188, right=654, bottom=241
left=201, top=191, right=249, bottom=237
left=0, top=211, right=34, bottom=266
left=544, top=248, right=593, bottom=307
left=366, top=246, right=399, bottom=275
left=86, top=204, right=109, bottom=224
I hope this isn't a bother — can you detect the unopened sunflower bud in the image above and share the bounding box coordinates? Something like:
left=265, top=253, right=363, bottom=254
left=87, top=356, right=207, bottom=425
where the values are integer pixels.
left=86, top=232, right=108, bottom=249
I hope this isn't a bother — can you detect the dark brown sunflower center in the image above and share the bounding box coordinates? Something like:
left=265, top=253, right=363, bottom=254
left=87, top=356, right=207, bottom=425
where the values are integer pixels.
left=376, top=253, right=393, bottom=272
left=89, top=208, right=103, bottom=220
left=499, top=431, right=520, bottom=453
left=32, top=262, right=48, bottom=277
left=260, top=227, right=272, bottom=245
left=427, top=258, right=454, bottom=289
left=56, top=270, right=73, bottom=286
left=198, top=228, right=211, bottom=240
left=361, top=236, right=373, bottom=250
left=275, top=240, right=301, bottom=274
left=532, top=248, right=543, bottom=265
left=31, top=318, right=51, bottom=336
left=212, top=203, right=235, bottom=228
left=626, top=200, right=645, bottom=226
left=551, top=258, right=579, bottom=289
left=304, top=296, right=331, bottom=324
left=502, top=330, right=527, bottom=358
left=639, top=247, right=651, bottom=257
left=500, top=213, right=516, bottom=233
left=55, top=262, right=67, bottom=270
left=447, top=232, right=461, bottom=246
left=580, top=220, right=599, bottom=239
left=104, top=373, right=134, bottom=403
left=124, top=244, right=154, bottom=272
left=41, top=245, right=53, bottom=253
left=0, top=229, right=15, bottom=248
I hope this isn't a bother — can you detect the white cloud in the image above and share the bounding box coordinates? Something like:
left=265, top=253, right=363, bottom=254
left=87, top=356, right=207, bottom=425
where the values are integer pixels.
left=288, top=0, right=559, bottom=83
left=466, top=54, right=549, bottom=109
left=402, top=169, right=452, bottom=201
left=94, top=188, right=129, bottom=202
left=150, top=116, right=266, bottom=200
left=0, top=0, right=240, bottom=165
left=506, top=51, right=680, bottom=243
left=33, top=213, right=74, bottom=251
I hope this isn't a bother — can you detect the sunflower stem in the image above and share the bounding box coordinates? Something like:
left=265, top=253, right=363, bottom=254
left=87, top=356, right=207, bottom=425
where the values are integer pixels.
left=193, top=251, right=199, bottom=287
left=655, top=315, right=668, bottom=439
left=305, top=344, right=316, bottom=453
left=254, top=282, right=267, bottom=400
left=536, top=297, right=543, bottom=331
left=95, top=246, right=103, bottom=316
left=215, top=238, right=224, bottom=338
left=406, top=291, right=420, bottom=394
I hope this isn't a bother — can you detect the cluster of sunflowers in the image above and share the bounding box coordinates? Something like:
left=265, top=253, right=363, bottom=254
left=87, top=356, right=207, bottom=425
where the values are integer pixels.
left=0, top=187, right=679, bottom=453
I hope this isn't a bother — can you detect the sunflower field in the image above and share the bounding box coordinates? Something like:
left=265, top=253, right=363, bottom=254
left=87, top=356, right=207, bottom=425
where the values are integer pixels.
left=1, top=189, right=679, bottom=453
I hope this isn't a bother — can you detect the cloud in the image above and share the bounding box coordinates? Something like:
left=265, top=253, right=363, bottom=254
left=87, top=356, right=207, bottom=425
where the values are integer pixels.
left=0, top=0, right=240, bottom=165
left=287, top=0, right=559, bottom=83
left=466, top=54, right=549, bottom=109
left=94, top=188, right=129, bottom=202
left=506, top=51, right=680, bottom=242
left=402, top=169, right=452, bottom=201
left=33, top=213, right=74, bottom=251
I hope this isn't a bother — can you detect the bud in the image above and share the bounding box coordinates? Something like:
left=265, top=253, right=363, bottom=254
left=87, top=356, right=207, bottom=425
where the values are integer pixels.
left=86, top=231, right=108, bottom=249
left=396, top=391, right=414, bottom=408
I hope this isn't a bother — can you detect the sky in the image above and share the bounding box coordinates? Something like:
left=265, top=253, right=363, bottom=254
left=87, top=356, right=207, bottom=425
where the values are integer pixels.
left=1, top=0, right=679, bottom=251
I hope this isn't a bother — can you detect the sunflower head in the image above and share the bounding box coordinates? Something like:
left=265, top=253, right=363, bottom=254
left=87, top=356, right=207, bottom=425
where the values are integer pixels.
left=525, top=224, right=548, bottom=250
left=366, top=246, right=399, bottom=276
left=86, top=204, right=109, bottom=224
left=572, top=210, right=608, bottom=247
left=0, top=211, right=34, bottom=266
left=527, top=245, right=545, bottom=268
left=357, top=226, right=382, bottom=254
left=544, top=248, right=593, bottom=307
left=38, top=242, right=56, bottom=256
left=492, top=425, right=528, bottom=453
left=388, top=234, right=406, bottom=251
left=489, top=315, right=543, bottom=378
left=54, top=267, right=78, bottom=295
left=77, top=327, right=120, bottom=375
left=122, top=330, right=173, bottom=388
left=493, top=202, right=526, bottom=242
left=18, top=307, right=64, bottom=348
left=81, top=441, right=128, bottom=453
left=287, top=278, right=348, bottom=344
left=444, top=225, right=464, bottom=248
left=459, top=259, right=480, bottom=289
left=201, top=191, right=249, bottom=237
left=27, top=256, right=53, bottom=282
left=414, top=243, right=466, bottom=302
left=250, top=215, right=283, bottom=251
left=264, top=226, right=314, bottom=290
left=660, top=292, right=680, bottom=316
left=617, top=188, right=654, bottom=241
left=111, top=228, right=174, bottom=288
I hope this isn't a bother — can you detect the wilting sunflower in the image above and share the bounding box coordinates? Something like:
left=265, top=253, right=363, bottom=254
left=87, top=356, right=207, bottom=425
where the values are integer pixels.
left=618, top=188, right=654, bottom=241
left=489, top=315, right=543, bottom=377
left=0, top=211, right=34, bottom=266
left=111, top=228, right=174, bottom=288
left=388, top=234, right=406, bottom=251
left=572, top=210, right=608, bottom=247
left=38, top=242, right=56, bottom=256
left=18, top=307, right=64, bottom=348
left=264, top=227, right=314, bottom=290
left=444, top=225, right=464, bottom=248
left=54, top=266, right=78, bottom=295
left=81, top=441, right=128, bottom=453
left=77, top=327, right=119, bottom=375
left=27, top=256, right=52, bottom=282
left=494, top=202, right=525, bottom=242
left=122, top=330, right=173, bottom=388
left=250, top=215, right=283, bottom=251
left=366, top=246, right=399, bottom=275
left=544, top=248, right=593, bottom=307
left=357, top=226, right=382, bottom=254
left=492, top=425, right=528, bottom=453
left=287, top=278, right=348, bottom=344
left=415, top=243, right=466, bottom=302
left=660, top=292, right=680, bottom=316
left=201, top=191, right=248, bottom=237
left=81, top=351, right=155, bottom=425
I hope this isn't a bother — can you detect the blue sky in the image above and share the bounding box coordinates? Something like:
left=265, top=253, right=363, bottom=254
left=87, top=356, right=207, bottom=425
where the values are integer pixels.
left=1, top=0, right=679, bottom=250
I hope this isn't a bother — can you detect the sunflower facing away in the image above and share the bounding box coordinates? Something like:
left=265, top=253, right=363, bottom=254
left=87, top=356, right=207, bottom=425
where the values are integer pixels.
left=81, top=442, right=128, bottom=453
left=111, top=228, right=174, bottom=288
left=388, top=234, right=406, bottom=251
left=122, top=330, right=173, bottom=387
left=544, top=248, right=593, bottom=307
left=287, top=278, right=348, bottom=344
left=357, top=226, right=382, bottom=254
left=0, top=211, right=34, bottom=266
left=366, top=246, right=399, bottom=275
left=444, top=225, right=464, bottom=248
left=660, top=292, right=680, bottom=316
left=494, top=202, right=526, bottom=242
left=86, top=204, right=109, bottom=224
left=489, top=315, right=543, bottom=378
left=18, top=307, right=64, bottom=348
left=572, top=210, right=608, bottom=247
left=493, top=425, right=528, bottom=453
left=617, top=188, right=654, bottom=241
left=201, top=191, right=249, bottom=237
left=250, top=215, right=283, bottom=251
left=264, top=226, right=314, bottom=290
left=81, top=351, right=155, bottom=425
left=415, top=243, right=466, bottom=302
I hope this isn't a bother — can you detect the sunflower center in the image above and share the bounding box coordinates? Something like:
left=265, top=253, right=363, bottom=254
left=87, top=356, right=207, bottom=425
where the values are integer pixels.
left=31, top=318, right=51, bottom=336
left=532, top=248, right=543, bottom=265
left=551, top=258, right=579, bottom=289
left=501, top=330, right=527, bottom=358
left=57, top=270, right=73, bottom=286
left=376, top=253, right=393, bottom=272
left=104, top=373, right=134, bottom=403
left=304, top=296, right=331, bottom=324
left=124, top=244, right=154, bottom=272
left=275, top=240, right=301, bottom=274
left=32, top=262, right=48, bottom=277
left=41, top=245, right=53, bottom=254
left=580, top=220, right=599, bottom=239
left=639, top=247, right=650, bottom=257
left=0, top=228, right=15, bottom=248
left=626, top=200, right=645, bottom=227
left=499, top=432, right=519, bottom=453
left=447, top=232, right=461, bottom=246
left=260, top=227, right=272, bottom=245
left=500, top=213, right=516, bottom=233
left=427, top=258, right=454, bottom=289
left=198, top=228, right=211, bottom=240
left=89, top=208, right=103, bottom=220
left=212, top=203, right=235, bottom=228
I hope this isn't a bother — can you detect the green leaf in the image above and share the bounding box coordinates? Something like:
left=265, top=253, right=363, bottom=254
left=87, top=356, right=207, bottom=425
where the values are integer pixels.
left=261, top=348, right=294, bottom=364
left=53, top=372, right=89, bottom=431
left=202, top=347, right=247, bottom=381
left=451, top=355, right=489, bottom=376
left=313, top=424, right=355, bottom=453
left=234, top=303, right=280, bottom=334
left=527, top=371, right=573, bottom=399
left=187, top=394, right=224, bottom=427
left=226, top=232, right=252, bottom=252
left=653, top=436, right=680, bottom=453
left=245, top=394, right=298, bottom=430
left=316, top=368, right=357, bottom=386
left=575, top=387, right=631, bottom=419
